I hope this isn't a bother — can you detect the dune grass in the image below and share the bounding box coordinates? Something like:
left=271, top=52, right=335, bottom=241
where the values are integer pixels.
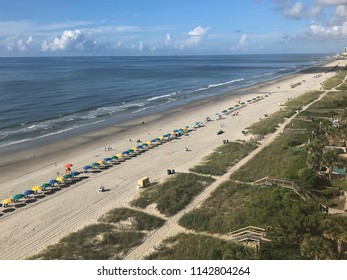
left=146, top=233, right=256, bottom=260
left=284, top=91, right=323, bottom=110
left=130, top=173, right=215, bottom=216
left=309, top=90, right=347, bottom=110
left=246, top=109, right=295, bottom=136
left=189, top=141, right=257, bottom=176
left=230, top=132, right=309, bottom=183
left=322, top=68, right=347, bottom=90
left=30, top=207, right=165, bottom=260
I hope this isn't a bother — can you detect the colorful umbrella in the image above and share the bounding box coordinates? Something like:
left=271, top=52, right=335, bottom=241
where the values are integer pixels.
left=32, top=186, right=42, bottom=192
left=56, top=177, right=65, bottom=183
left=136, top=145, right=143, bottom=149
left=41, top=183, right=51, bottom=190
left=83, top=165, right=92, bottom=171
left=49, top=179, right=58, bottom=186
left=2, top=198, right=13, bottom=205
left=64, top=163, right=73, bottom=168
left=71, top=171, right=80, bottom=177
left=23, top=190, right=34, bottom=196
left=111, top=156, right=118, bottom=160
left=104, top=157, right=112, bottom=162
left=91, top=162, right=100, bottom=168
left=141, top=143, right=148, bottom=147
left=97, top=160, right=105, bottom=165
left=12, top=194, right=24, bottom=201
left=121, top=151, right=129, bottom=155
left=63, top=174, right=72, bottom=180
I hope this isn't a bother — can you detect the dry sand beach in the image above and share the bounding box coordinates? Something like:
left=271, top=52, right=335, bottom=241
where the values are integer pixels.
left=0, top=59, right=344, bottom=259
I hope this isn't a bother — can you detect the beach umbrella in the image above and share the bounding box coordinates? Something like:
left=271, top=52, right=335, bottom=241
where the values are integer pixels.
left=12, top=194, right=24, bottom=201
left=116, top=153, right=123, bottom=158
left=222, top=110, right=228, bottom=113
left=150, top=139, right=157, bottom=143
left=2, top=198, right=13, bottom=205
left=91, top=162, right=100, bottom=168
left=104, top=157, right=112, bottom=162
left=64, top=163, right=73, bottom=168
left=97, top=160, right=105, bottom=165
left=240, top=102, right=246, bottom=105
left=32, top=186, right=42, bottom=192
left=63, top=174, right=72, bottom=180
left=252, top=98, right=257, bottom=100
left=49, top=179, right=58, bottom=186
left=83, top=165, right=92, bottom=171
left=247, top=99, right=252, bottom=102
left=71, top=171, right=80, bottom=177
left=141, top=143, right=148, bottom=147
left=41, top=183, right=51, bottom=190
left=127, top=149, right=134, bottom=153
left=56, top=177, right=65, bottom=183
left=136, top=145, right=143, bottom=149
left=173, top=130, right=179, bottom=133
left=155, top=137, right=161, bottom=141
left=23, top=190, right=34, bottom=196
left=111, top=155, right=118, bottom=160
left=131, top=147, right=137, bottom=151
left=145, top=141, right=152, bottom=145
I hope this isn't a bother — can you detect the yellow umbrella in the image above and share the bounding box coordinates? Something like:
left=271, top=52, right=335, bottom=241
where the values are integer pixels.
left=2, top=198, right=14, bottom=205
left=32, top=185, right=42, bottom=192
left=116, top=153, right=123, bottom=158
left=131, top=147, right=138, bottom=151
left=56, top=177, right=65, bottom=183
left=97, top=160, right=105, bottom=165
left=145, top=141, right=151, bottom=145
left=158, top=136, right=163, bottom=140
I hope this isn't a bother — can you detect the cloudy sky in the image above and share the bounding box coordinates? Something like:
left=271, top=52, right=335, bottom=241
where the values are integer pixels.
left=1, top=0, right=347, bottom=56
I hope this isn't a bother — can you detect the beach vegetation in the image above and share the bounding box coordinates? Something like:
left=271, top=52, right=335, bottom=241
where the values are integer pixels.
left=189, top=141, right=257, bottom=176
left=285, top=91, right=323, bottom=109
left=30, top=223, right=145, bottom=260
left=322, top=68, right=347, bottom=90
left=246, top=109, right=295, bottom=135
left=145, top=233, right=256, bottom=260
left=98, top=207, right=165, bottom=230
left=178, top=181, right=347, bottom=259
left=309, top=91, right=347, bottom=110
left=30, top=207, right=164, bottom=260
left=230, top=132, right=309, bottom=183
left=130, top=173, right=215, bottom=216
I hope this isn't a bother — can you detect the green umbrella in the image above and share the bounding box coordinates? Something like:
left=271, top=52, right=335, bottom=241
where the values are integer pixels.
left=41, top=183, right=51, bottom=190
left=142, top=143, right=148, bottom=146
left=91, top=162, right=100, bottom=168
left=111, top=156, right=118, bottom=160
left=12, top=194, right=24, bottom=201
left=63, top=174, right=72, bottom=180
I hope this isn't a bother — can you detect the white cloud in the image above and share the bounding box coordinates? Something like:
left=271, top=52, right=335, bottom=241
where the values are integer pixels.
left=283, top=2, right=305, bottom=19
left=138, top=41, right=144, bottom=51
left=165, top=33, right=172, bottom=46
left=188, top=26, right=208, bottom=36
left=42, top=29, right=98, bottom=52
left=179, top=26, right=209, bottom=49
left=6, top=35, right=33, bottom=52
left=231, top=34, right=249, bottom=52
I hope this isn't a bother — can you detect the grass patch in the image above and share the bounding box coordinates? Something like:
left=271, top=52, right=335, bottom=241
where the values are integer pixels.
left=130, top=173, right=215, bottom=216
left=247, top=110, right=295, bottom=135
left=31, top=223, right=145, bottom=260
left=230, top=132, right=309, bottom=183
left=322, top=68, right=347, bottom=90
left=189, top=141, right=257, bottom=176
left=285, top=91, right=323, bottom=110
left=146, top=233, right=256, bottom=260
left=309, top=91, right=347, bottom=110
left=331, top=179, right=347, bottom=191
left=98, top=207, right=165, bottom=230
left=30, top=207, right=165, bottom=260
left=179, top=181, right=347, bottom=259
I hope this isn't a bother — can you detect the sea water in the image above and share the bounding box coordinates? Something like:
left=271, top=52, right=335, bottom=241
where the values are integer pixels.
left=0, top=54, right=332, bottom=150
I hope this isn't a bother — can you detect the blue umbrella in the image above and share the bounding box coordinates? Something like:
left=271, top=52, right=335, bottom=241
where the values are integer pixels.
left=83, top=165, right=92, bottom=171
left=136, top=145, right=143, bottom=149
left=122, top=151, right=129, bottom=155
left=49, top=179, right=58, bottom=186
left=71, top=171, right=80, bottom=177
left=173, top=130, right=179, bottom=133
left=104, top=157, right=112, bottom=162
left=23, top=190, right=34, bottom=196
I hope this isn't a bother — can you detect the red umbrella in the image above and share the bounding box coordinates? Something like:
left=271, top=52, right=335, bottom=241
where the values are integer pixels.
left=64, top=163, right=73, bottom=168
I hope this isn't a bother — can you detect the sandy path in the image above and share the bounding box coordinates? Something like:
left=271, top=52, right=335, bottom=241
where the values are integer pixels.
left=0, top=60, right=343, bottom=259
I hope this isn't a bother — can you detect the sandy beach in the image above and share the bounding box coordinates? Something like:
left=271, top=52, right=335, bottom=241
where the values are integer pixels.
left=0, top=59, right=344, bottom=259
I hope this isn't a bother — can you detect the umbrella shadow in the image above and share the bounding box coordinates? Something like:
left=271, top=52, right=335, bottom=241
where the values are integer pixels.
left=34, top=194, right=46, bottom=199
left=0, top=213, right=3, bottom=217
left=25, top=198, right=37, bottom=204
left=14, top=203, right=27, bottom=208
left=44, top=189, right=58, bottom=195
left=2, top=208, right=15, bottom=213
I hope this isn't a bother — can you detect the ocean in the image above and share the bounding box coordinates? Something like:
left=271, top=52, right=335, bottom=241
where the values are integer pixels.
left=0, top=54, right=332, bottom=151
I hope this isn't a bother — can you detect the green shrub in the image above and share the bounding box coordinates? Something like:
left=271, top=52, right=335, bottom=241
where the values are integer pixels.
left=131, top=173, right=215, bottom=216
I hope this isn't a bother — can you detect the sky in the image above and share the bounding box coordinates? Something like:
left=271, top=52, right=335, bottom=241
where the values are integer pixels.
left=0, top=0, right=347, bottom=56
